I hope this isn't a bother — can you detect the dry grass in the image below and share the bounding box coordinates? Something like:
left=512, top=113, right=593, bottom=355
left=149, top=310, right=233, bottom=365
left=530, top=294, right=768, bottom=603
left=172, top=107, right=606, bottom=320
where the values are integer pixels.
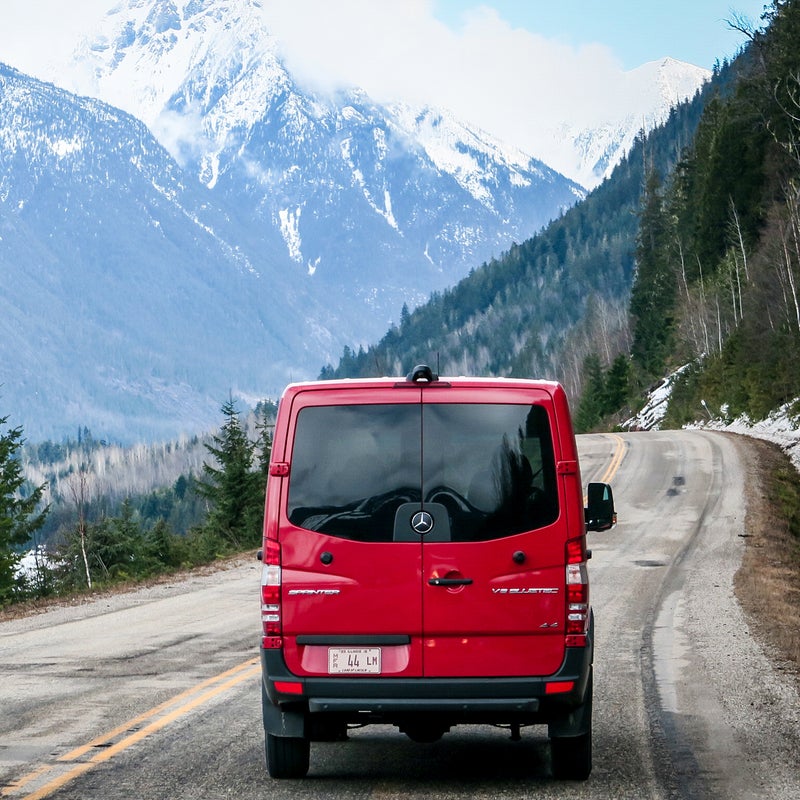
left=0, top=551, right=256, bottom=623
left=735, top=436, right=800, bottom=688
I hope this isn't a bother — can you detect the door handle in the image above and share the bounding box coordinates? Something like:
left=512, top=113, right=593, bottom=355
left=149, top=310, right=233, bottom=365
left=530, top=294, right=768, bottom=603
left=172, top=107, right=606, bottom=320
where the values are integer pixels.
left=429, top=577, right=473, bottom=586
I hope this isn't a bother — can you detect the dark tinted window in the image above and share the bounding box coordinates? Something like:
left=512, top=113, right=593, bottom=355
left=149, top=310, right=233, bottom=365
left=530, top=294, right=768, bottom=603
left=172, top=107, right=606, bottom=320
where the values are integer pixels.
left=287, top=403, right=557, bottom=542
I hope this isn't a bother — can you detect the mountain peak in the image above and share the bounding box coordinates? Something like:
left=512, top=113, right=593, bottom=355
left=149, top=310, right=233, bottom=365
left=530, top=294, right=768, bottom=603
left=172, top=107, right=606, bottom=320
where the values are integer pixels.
left=2, top=8, right=584, bottom=442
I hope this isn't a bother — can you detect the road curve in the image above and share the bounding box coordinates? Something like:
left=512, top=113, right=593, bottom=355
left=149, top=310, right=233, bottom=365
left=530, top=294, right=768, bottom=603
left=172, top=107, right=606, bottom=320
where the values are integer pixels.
left=1, top=430, right=798, bottom=799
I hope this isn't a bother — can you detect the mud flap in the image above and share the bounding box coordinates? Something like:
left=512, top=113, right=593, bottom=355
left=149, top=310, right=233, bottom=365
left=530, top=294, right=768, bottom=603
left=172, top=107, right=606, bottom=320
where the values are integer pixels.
left=547, top=667, right=593, bottom=738
left=261, top=681, right=306, bottom=737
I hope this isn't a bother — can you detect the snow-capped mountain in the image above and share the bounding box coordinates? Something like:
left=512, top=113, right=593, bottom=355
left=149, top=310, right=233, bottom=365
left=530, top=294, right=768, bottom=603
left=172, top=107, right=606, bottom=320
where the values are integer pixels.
left=0, top=1, right=582, bottom=443
left=0, top=0, right=710, bottom=443
left=56, top=0, right=583, bottom=308
left=0, top=62, right=320, bottom=442
left=544, top=57, right=711, bottom=188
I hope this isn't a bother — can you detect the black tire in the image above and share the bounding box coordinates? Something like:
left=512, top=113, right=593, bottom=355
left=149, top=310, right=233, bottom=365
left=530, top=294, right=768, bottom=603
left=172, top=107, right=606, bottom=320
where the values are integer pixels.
left=265, top=732, right=310, bottom=779
left=550, top=728, right=592, bottom=780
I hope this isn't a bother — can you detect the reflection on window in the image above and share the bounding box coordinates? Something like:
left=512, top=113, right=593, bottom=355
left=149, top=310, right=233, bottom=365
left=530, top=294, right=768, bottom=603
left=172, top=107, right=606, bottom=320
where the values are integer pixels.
left=287, top=403, right=558, bottom=542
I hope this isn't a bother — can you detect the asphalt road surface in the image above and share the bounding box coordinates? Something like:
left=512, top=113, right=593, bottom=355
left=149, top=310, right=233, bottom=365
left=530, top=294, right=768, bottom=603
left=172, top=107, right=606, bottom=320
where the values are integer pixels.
left=1, top=430, right=798, bottom=799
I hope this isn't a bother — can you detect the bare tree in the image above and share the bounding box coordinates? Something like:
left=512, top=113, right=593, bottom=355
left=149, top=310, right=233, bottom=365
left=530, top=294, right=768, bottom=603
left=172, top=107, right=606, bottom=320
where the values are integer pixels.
left=783, top=196, right=800, bottom=332
left=729, top=198, right=750, bottom=281
left=66, top=466, right=92, bottom=590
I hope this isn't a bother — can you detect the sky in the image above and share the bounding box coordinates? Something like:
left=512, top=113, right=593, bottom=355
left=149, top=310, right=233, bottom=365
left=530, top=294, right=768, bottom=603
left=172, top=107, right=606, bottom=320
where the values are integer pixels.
left=0, top=0, right=771, bottom=179
left=432, top=1, right=770, bottom=70
left=260, top=0, right=768, bottom=174
left=0, top=0, right=768, bottom=75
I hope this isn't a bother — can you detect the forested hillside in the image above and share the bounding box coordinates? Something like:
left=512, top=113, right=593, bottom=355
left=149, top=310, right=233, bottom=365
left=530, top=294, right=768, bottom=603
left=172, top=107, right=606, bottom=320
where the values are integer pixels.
left=629, top=1, right=800, bottom=429
left=324, top=2, right=800, bottom=436
left=321, top=65, right=719, bottom=401
left=0, top=400, right=275, bottom=605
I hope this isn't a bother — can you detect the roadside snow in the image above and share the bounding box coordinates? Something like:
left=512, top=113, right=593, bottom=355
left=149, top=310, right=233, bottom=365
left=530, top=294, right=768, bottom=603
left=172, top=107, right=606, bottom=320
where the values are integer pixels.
left=623, top=364, right=800, bottom=472
left=14, top=547, right=51, bottom=582
left=695, top=401, right=800, bottom=473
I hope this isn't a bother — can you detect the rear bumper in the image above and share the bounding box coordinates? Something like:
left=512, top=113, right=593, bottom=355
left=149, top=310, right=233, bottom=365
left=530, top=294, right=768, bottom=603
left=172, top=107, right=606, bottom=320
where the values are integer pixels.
left=261, top=627, right=593, bottom=735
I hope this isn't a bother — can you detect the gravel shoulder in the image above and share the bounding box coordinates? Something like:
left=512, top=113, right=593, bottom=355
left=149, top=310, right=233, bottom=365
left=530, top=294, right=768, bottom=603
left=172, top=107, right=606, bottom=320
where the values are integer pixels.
left=0, top=553, right=256, bottom=627
left=735, top=435, right=800, bottom=689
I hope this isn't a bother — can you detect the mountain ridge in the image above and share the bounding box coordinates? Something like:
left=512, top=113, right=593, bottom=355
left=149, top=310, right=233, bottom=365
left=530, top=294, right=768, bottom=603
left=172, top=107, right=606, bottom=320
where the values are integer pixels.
left=0, top=0, right=709, bottom=443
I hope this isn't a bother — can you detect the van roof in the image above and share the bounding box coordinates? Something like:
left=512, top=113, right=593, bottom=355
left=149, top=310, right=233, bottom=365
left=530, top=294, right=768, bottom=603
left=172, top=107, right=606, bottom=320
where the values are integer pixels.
left=282, top=374, right=563, bottom=394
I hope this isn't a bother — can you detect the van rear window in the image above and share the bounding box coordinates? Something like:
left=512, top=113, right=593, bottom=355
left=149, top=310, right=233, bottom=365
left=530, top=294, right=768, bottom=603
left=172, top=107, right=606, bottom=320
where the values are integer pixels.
left=287, top=403, right=558, bottom=542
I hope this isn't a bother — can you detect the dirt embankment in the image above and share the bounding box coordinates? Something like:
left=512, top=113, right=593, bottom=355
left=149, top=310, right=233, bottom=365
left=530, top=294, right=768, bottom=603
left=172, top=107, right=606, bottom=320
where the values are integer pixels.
left=736, top=435, right=800, bottom=688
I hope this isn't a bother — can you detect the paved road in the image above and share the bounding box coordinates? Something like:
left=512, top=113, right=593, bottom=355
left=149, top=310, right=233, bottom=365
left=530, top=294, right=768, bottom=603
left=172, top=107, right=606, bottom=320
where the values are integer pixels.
left=1, top=431, right=798, bottom=799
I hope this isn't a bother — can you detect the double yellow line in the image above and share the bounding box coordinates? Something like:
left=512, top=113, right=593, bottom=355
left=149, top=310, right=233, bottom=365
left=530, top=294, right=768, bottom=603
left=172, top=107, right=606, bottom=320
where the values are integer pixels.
left=581, top=433, right=626, bottom=505
left=2, top=658, right=260, bottom=800
left=599, top=433, right=626, bottom=485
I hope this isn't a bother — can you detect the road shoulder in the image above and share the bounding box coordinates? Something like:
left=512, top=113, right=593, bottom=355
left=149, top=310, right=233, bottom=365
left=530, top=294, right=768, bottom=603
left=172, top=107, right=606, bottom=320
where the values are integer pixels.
left=734, top=434, right=800, bottom=689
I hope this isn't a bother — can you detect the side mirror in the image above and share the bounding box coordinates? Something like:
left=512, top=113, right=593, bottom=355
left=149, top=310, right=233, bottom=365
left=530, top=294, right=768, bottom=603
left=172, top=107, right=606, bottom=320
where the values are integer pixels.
left=585, top=482, right=616, bottom=532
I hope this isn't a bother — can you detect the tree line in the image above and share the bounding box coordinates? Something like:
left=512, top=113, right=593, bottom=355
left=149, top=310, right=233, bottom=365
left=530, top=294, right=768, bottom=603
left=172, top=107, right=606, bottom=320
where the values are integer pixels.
left=621, top=0, right=800, bottom=429
left=1, top=398, right=273, bottom=606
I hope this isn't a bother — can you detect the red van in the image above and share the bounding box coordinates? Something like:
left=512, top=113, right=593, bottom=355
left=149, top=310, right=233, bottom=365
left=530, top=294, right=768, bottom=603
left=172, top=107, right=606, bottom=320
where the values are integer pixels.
left=259, top=365, right=615, bottom=779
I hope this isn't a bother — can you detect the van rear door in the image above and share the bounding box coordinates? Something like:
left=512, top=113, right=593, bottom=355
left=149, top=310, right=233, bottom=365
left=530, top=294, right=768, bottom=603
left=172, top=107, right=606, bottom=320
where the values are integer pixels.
left=419, top=388, right=568, bottom=677
left=278, top=387, right=425, bottom=678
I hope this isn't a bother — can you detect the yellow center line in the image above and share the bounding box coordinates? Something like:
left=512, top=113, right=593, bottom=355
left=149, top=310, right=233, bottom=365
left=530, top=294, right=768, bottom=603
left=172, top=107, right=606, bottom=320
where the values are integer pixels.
left=599, top=433, right=626, bottom=484
left=3, top=658, right=260, bottom=800
left=57, top=657, right=259, bottom=763
left=582, top=433, right=626, bottom=505
left=0, top=767, right=51, bottom=798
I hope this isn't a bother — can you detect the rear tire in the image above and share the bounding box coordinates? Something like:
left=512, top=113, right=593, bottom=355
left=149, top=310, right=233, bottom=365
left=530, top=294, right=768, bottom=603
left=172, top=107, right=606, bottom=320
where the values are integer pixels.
left=265, top=732, right=310, bottom=779
left=550, top=728, right=592, bottom=780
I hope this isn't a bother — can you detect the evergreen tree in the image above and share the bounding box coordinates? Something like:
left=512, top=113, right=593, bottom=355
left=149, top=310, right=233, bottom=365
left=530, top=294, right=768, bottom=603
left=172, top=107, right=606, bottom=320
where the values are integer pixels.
left=254, top=404, right=273, bottom=484
left=197, top=398, right=262, bottom=549
left=143, top=519, right=183, bottom=571
left=251, top=403, right=274, bottom=535
left=575, top=354, right=606, bottom=432
left=0, top=413, right=48, bottom=604
left=630, top=170, right=676, bottom=378
left=87, top=499, right=143, bottom=581
left=604, top=354, right=631, bottom=413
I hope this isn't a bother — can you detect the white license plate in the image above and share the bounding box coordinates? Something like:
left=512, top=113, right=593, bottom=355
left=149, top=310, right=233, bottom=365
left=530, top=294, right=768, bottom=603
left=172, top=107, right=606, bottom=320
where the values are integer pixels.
left=327, top=647, right=381, bottom=674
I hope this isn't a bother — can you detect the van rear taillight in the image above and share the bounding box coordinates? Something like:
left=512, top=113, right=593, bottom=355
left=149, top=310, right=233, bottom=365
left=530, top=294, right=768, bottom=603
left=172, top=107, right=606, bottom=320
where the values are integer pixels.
left=261, top=539, right=282, bottom=649
left=565, top=536, right=589, bottom=647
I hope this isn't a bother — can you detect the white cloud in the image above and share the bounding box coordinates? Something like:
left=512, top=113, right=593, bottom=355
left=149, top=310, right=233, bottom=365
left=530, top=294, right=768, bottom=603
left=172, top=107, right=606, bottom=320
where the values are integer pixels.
left=0, top=0, right=694, bottom=182
left=0, top=0, right=111, bottom=77
left=262, top=1, right=626, bottom=165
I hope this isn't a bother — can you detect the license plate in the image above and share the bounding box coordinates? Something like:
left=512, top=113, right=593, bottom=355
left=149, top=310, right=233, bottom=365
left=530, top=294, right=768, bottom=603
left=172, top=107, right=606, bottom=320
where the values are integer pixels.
left=327, top=647, right=381, bottom=674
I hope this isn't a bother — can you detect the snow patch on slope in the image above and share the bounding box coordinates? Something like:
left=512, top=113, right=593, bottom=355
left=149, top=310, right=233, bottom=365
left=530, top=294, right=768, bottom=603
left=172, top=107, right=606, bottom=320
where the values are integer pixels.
left=696, top=402, right=800, bottom=473
left=278, top=206, right=303, bottom=263
left=624, top=364, right=800, bottom=473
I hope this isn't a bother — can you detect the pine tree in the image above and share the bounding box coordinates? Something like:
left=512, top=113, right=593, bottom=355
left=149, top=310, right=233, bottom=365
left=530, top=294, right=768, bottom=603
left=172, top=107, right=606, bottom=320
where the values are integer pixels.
left=630, top=170, right=676, bottom=378
left=87, top=500, right=142, bottom=581
left=575, top=354, right=606, bottom=432
left=144, top=519, right=183, bottom=571
left=197, top=398, right=262, bottom=549
left=0, top=413, right=49, bottom=604
left=604, top=354, right=631, bottom=414
left=254, top=404, right=273, bottom=485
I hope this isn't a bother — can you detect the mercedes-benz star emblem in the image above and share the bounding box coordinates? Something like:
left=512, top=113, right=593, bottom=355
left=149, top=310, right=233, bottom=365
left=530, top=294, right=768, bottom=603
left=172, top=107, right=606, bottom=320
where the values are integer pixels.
left=411, top=510, right=435, bottom=534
